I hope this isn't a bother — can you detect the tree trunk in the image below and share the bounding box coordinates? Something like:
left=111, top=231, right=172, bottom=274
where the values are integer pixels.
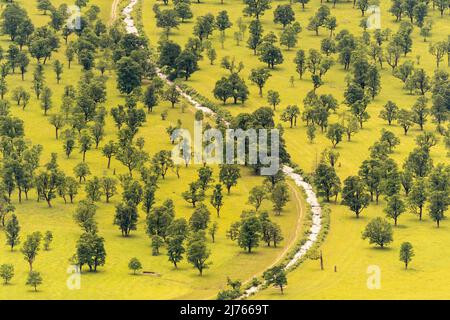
left=320, top=251, right=324, bottom=270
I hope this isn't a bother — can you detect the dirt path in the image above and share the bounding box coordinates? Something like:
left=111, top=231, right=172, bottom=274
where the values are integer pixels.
left=205, top=180, right=305, bottom=300
left=119, top=0, right=323, bottom=299
left=268, top=181, right=305, bottom=270
left=110, top=0, right=120, bottom=24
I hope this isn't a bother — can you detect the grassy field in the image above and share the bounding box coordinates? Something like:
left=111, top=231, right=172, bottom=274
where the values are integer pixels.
left=141, top=0, right=450, bottom=299
left=0, top=0, right=306, bottom=299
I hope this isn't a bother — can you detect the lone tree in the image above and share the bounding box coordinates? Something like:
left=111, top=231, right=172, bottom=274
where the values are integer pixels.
left=152, top=150, right=174, bottom=179
left=114, top=202, right=139, bottom=237
left=243, top=0, right=271, bottom=20
left=238, top=214, right=262, bottom=253
left=271, top=182, right=289, bottom=215
left=249, top=67, right=271, bottom=96
left=187, top=231, right=210, bottom=275
left=208, top=221, right=218, bottom=242
left=102, top=141, right=117, bottom=169
left=248, top=185, right=267, bottom=211
left=273, top=4, right=295, bottom=28
left=326, top=123, right=345, bottom=148
left=408, top=178, right=427, bottom=220
left=21, top=232, right=42, bottom=271
left=182, top=181, right=205, bottom=207
left=263, top=265, right=287, bottom=294
left=5, top=214, right=20, bottom=251
left=73, top=200, right=97, bottom=233
left=0, top=264, right=14, bottom=284
left=78, top=130, right=93, bottom=162
left=128, top=257, right=142, bottom=275
left=189, top=203, right=211, bottom=232
left=379, top=101, right=399, bottom=125
left=26, top=271, right=42, bottom=292
left=210, top=184, right=224, bottom=217
left=143, top=84, right=158, bottom=113
left=197, top=166, right=214, bottom=190
left=40, top=87, right=52, bottom=115
left=49, top=114, right=65, bottom=139
left=314, top=163, right=341, bottom=202
left=167, top=235, right=185, bottom=268
left=384, top=195, right=405, bottom=226
left=75, top=232, right=106, bottom=272
left=116, top=57, right=143, bottom=94
left=163, top=84, right=180, bottom=108
left=399, top=242, right=414, bottom=270
left=74, top=162, right=91, bottom=183
left=429, top=191, right=448, bottom=227
left=362, top=217, right=393, bottom=248
left=43, top=231, right=53, bottom=250
left=219, top=165, right=241, bottom=195
left=341, top=176, right=370, bottom=218
left=267, top=90, right=280, bottom=110
left=53, top=60, right=63, bottom=83
left=281, top=105, right=300, bottom=128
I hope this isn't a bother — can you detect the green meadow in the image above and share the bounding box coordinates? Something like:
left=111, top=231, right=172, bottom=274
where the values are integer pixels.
left=141, top=0, right=450, bottom=299
left=0, top=0, right=305, bottom=299
left=0, top=0, right=448, bottom=300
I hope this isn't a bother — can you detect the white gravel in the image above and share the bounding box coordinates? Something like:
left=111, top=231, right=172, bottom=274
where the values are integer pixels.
left=122, top=0, right=323, bottom=299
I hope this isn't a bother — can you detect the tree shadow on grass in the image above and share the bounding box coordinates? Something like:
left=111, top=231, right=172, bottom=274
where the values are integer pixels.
left=345, top=214, right=368, bottom=222
left=79, top=269, right=106, bottom=276
left=1, top=282, right=17, bottom=287
left=399, top=266, right=421, bottom=273
left=392, top=224, right=408, bottom=229
left=364, top=245, right=394, bottom=252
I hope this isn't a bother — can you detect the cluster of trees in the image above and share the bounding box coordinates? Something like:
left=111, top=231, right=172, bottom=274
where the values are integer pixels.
left=150, top=0, right=447, bottom=294
left=213, top=56, right=249, bottom=104
left=1, top=218, right=53, bottom=290
left=226, top=173, right=290, bottom=253
left=362, top=219, right=416, bottom=269
left=217, top=263, right=287, bottom=297
left=307, top=5, right=337, bottom=37
left=155, top=8, right=235, bottom=80
left=0, top=0, right=144, bottom=283
left=390, top=0, right=450, bottom=23
left=227, top=209, right=284, bottom=253
left=72, top=200, right=107, bottom=272
left=315, top=126, right=449, bottom=227
left=0, top=0, right=446, bottom=296
left=153, top=1, right=304, bottom=104
left=384, top=69, right=450, bottom=135
left=144, top=196, right=212, bottom=274
left=229, top=106, right=291, bottom=172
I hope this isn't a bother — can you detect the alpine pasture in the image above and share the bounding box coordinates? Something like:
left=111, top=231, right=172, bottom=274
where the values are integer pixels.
left=0, top=0, right=449, bottom=300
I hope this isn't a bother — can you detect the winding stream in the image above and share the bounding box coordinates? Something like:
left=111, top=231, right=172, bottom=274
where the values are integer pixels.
left=121, top=0, right=323, bottom=298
